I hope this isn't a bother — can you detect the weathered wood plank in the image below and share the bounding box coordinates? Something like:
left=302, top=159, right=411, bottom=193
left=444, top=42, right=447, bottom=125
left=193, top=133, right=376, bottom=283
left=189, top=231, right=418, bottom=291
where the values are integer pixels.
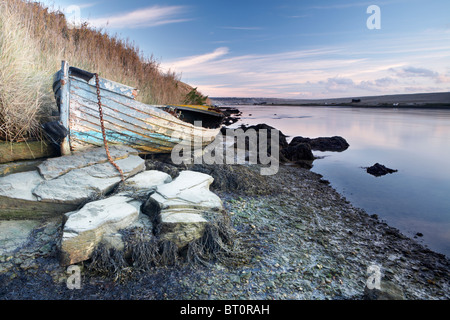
left=85, top=75, right=138, bottom=100
left=59, top=61, right=71, bottom=155
left=0, top=196, right=77, bottom=220
left=67, top=77, right=217, bottom=153
left=0, top=141, right=58, bottom=164
left=0, top=159, right=43, bottom=177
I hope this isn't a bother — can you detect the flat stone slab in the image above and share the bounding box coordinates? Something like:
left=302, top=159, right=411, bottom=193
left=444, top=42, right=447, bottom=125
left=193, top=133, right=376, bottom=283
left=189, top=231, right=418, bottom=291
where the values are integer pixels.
left=0, top=146, right=145, bottom=219
left=118, top=170, right=172, bottom=198
left=0, top=159, right=43, bottom=177
left=0, top=220, right=40, bottom=255
left=144, top=170, right=224, bottom=248
left=152, top=170, right=223, bottom=210
left=0, top=171, right=44, bottom=201
left=37, top=146, right=139, bottom=180
left=60, top=195, right=139, bottom=266
left=0, top=171, right=73, bottom=219
left=33, top=155, right=145, bottom=205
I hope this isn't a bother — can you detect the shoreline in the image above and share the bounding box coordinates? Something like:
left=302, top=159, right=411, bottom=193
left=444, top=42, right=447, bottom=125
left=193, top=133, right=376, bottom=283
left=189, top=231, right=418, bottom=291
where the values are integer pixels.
left=212, top=91, right=450, bottom=109
left=243, top=103, right=450, bottom=109
left=0, top=161, right=448, bottom=300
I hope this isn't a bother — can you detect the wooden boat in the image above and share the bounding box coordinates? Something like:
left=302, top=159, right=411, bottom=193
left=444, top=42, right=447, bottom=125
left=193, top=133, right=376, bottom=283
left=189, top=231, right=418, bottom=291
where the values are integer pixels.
left=161, top=104, right=225, bottom=129
left=47, top=61, right=223, bottom=155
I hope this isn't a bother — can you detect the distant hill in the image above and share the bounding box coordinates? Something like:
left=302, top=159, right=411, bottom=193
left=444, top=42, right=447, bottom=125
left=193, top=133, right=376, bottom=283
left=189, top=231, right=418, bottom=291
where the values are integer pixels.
left=211, top=92, right=450, bottom=108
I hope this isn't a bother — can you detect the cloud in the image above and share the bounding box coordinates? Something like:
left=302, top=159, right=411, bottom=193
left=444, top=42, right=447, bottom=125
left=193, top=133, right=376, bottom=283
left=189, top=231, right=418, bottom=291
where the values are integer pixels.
left=310, top=0, right=407, bottom=10
left=395, top=66, right=439, bottom=78
left=220, top=26, right=262, bottom=31
left=391, top=66, right=450, bottom=83
left=88, top=5, right=190, bottom=29
left=319, top=77, right=355, bottom=92
left=162, top=40, right=450, bottom=98
left=161, top=47, right=230, bottom=71
left=76, top=2, right=100, bottom=10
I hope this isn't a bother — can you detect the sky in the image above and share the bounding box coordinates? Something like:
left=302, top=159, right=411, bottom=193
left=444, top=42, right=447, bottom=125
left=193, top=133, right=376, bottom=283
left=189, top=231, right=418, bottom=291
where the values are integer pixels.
left=40, top=0, right=450, bottom=99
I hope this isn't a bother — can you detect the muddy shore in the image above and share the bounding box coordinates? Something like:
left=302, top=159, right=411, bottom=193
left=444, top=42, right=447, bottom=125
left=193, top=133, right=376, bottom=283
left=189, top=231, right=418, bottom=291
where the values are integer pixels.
left=0, top=159, right=448, bottom=301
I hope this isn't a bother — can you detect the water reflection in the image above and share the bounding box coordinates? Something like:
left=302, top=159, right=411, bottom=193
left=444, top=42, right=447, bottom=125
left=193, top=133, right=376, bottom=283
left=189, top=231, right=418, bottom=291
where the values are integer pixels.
left=231, top=105, right=450, bottom=257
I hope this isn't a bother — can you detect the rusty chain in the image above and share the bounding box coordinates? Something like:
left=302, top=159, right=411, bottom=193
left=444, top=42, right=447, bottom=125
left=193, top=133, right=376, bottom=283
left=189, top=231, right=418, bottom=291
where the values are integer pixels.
left=94, top=73, right=125, bottom=182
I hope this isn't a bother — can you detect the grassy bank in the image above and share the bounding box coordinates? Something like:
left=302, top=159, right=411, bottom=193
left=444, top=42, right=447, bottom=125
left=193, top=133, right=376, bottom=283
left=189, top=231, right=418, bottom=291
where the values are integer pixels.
left=0, top=0, right=199, bottom=143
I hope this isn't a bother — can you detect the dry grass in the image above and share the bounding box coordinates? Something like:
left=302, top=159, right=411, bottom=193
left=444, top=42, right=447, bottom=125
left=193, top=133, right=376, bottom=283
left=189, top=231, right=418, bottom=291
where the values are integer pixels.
left=0, top=0, right=196, bottom=142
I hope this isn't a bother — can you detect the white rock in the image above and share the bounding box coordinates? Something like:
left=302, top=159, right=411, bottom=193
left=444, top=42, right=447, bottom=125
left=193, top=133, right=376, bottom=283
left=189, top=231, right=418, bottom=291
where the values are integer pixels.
left=33, top=155, right=145, bottom=205
left=37, top=146, right=138, bottom=180
left=0, top=171, right=43, bottom=201
left=0, top=171, right=75, bottom=218
left=60, top=195, right=139, bottom=265
left=118, top=170, right=172, bottom=198
left=154, top=170, right=223, bottom=210
left=145, top=171, right=223, bottom=248
left=0, top=147, right=144, bottom=218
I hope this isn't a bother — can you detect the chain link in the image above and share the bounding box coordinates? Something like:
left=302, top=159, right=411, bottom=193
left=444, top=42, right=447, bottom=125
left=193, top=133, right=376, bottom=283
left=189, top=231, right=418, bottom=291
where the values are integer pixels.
left=95, top=73, right=125, bottom=182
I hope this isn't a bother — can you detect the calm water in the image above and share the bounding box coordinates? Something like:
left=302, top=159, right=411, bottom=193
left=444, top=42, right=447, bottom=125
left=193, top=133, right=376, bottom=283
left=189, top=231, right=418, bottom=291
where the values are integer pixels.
left=228, top=105, right=450, bottom=257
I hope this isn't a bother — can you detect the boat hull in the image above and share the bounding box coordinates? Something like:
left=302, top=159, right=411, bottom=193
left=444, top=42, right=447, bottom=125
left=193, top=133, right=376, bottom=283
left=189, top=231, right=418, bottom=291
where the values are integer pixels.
left=52, top=61, right=221, bottom=155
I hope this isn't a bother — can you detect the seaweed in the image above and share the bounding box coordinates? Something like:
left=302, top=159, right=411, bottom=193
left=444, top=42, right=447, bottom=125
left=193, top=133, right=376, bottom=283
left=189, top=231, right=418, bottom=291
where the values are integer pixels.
left=85, top=210, right=248, bottom=281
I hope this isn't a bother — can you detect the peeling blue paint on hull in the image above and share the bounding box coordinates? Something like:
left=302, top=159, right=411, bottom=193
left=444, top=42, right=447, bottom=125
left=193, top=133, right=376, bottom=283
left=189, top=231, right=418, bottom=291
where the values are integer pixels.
left=53, top=61, right=221, bottom=155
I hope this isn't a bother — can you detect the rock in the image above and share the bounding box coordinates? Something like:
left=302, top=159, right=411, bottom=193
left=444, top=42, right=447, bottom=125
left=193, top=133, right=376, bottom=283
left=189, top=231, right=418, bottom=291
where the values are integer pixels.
left=0, top=171, right=75, bottom=219
left=219, top=107, right=242, bottom=127
left=37, top=146, right=139, bottom=180
left=0, top=170, right=44, bottom=201
left=0, top=146, right=145, bottom=219
left=0, top=220, right=40, bottom=255
left=100, top=233, right=125, bottom=252
left=281, top=143, right=315, bottom=162
left=33, top=154, right=145, bottom=205
left=118, top=170, right=172, bottom=199
left=237, top=123, right=289, bottom=151
left=366, top=163, right=398, bottom=177
left=150, top=171, right=223, bottom=211
left=60, top=195, right=139, bottom=266
left=0, top=159, right=43, bottom=177
left=364, top=281, right=406, bottom=300
left=290, top=136, right=349, bottom=152
left=142, top=170, right=223, bottom=249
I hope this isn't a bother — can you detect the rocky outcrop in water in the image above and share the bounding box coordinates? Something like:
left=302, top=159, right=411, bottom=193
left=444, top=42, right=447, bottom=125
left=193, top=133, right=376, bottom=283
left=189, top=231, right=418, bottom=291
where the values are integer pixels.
left=221, top=124, right=349, bottom=167
left=289, top=136, right=349, bottom=152
left=281, top=143, right=315, bottom=162
left=366, top=163, right=398, bottom=177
